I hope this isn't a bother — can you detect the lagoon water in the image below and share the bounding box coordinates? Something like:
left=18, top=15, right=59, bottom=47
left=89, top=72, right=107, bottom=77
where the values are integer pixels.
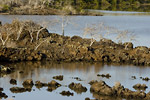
left=1, top=61, right=150, bottom=100
left=0, top=10, right=150, bottom=100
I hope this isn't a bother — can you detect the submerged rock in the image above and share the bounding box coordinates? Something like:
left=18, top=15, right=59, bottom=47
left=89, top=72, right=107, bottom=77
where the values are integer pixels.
left=72, top=77, right=82, bottom=81
left=48, top=80, right=61, bottom=87
left=22, top=79, right=34, bottom=89
left=97, top=74, right=111, bottom=79
left=0, top=87, right=3, bottom=92
left=133, top=84, right=148, bottom=90
left=69, top=82, right=87, bottom=94
left=47, top=80, right=61, bottom=92
left=53, top=75, right=63, bottom=81
left=22, top=79, right=34, bottom=86
left=10, top=87, right=31, bottom=93
left=35, top=81, right=48, bottom=89
left=0, top=92, right=8, bottom=99
left=85, top=97, right=90, bottom=100
left=10, top=79, right=17, bottom=85
left=60, top=91, right=74, bottom=96
left=142, top=77, right=150, bottom=81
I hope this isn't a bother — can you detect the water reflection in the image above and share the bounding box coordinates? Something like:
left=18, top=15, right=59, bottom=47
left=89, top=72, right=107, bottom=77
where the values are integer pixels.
left=0, top=61, right=150, bottom=100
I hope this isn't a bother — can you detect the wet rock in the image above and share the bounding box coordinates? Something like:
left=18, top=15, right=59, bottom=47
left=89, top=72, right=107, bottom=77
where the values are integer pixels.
left=88, top=80, right=98, bottom=85
left=142, top=77, right=150, bottom=81
left=131, top=76, right=136, bottom=79
left=47, top=80, right=61, bottom=92
left=0, top=21, right=2, bottom=26
left=85, top=97, right=90, bottom=100
left=60, top=91, right=74, bottom=96
left=22, top=79, right=34, bottom=89
left=97, top=74, right=111, bottom=79
left=35, top=81, right=48, bottom=89
left=72, top=77, right=82, bottom=81
left=47, top=87, right=57, bottom=92
left=22, top=79, right=34, bottom=86
left=10, top=87, right=30, bottom=93
left=10, top=79, right=17, bottom=85
left=133, top=84, right=148, bottom=90
left=48, top=80, right=61, bottom=87
left=0, top=92, right=8, bottom=99
left=53, top=75, right=63, bottom=81
left=69, top=82, right=87, bottom=94
left=90, top=81, right=114, bottom=96
left=90, top=81, right=148, bottom=99
left=0, top=87, right=3, bottom=92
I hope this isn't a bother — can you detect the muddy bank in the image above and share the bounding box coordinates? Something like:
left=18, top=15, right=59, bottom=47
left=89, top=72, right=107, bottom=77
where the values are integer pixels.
left=0, top=20, right=150, bottom=66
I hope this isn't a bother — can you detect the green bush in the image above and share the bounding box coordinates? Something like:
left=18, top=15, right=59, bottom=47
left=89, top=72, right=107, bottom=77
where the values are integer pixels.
left=2, top=5, right=10, bottom=12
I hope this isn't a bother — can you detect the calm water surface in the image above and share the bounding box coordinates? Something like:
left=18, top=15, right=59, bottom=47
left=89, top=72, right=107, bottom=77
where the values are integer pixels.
left=0, top=62, right=150, bottom=100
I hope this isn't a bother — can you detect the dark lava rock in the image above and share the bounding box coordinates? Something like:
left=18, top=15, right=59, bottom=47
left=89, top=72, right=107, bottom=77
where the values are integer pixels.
left=0, top=87, right=3, bottom=92
left=142, top=77, right=150, bottom=81
left=0, top=92, right=8, bottom=99
left=0, top=21, right=2, bottom=26
left=131, top=76, right=136, bottom=79
left=133, top=84, right=148, bottom=90
left=97, top=74, right=111, bottom=79
left=22, top=79, right=34, bottom=89
left=10, top=79, right=17, bottom=85
left=69, top=82, right=87, bottom=94
left=90, top=81, right=148, bottom=99
left=60, top=91, right=74, bottom=96
left=47, top=87, right=57, bottom=92
left=85, top=97, right=90, bottom=100
left=72, top=77, right=82, bottom=81
left=53, top=75, right=63, bottom=81
left=88, top=80, right=98, bottom=85
left=48, top=80, right=61, bottom=87
left=47, top=80, right=61, bottom=92
left=22, top=79, right=34, bottom=86
left=35, top=81, right=48, bottom=89
left=90, top=81, right=114, bottom=96
left=10, top=87, right=30, bottom=93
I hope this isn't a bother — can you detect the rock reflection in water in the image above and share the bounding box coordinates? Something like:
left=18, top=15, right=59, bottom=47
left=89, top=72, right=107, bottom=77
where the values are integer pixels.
left=7, top=61, right=104, bottom=83
left=0, top=61, right=150, bottom=100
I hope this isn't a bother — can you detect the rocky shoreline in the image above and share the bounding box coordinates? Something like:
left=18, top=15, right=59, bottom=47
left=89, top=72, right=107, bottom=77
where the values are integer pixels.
left=0, top=20, right=150, bottom=66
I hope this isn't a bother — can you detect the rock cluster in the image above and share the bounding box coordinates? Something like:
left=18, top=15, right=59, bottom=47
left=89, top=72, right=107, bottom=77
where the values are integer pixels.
left=1, top=20, right=150, bottom=66
left=69, top=82, right=87, bottom=94
left=133, top=84, right=148, bottom=90
left=90, top=81, right=150, bottom=100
